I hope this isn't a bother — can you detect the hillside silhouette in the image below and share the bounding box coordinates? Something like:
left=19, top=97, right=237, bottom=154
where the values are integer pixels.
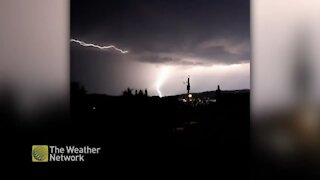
left=70, top=82, right=249, bottom=168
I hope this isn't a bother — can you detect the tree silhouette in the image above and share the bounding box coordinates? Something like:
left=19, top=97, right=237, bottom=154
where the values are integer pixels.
left=145, top=89, right=148, bottom=97
left=138, top=89, right=143, bottom=96
left=123, top=87, right=133, bottom=96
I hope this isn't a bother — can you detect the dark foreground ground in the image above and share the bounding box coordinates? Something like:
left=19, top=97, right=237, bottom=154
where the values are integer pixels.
left=3, top=91, right=249, bottom=177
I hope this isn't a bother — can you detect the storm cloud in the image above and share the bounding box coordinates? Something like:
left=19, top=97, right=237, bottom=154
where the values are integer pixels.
left=71, top=0, right=250, bottom=95
left=71, top=0, right=250, bottom=65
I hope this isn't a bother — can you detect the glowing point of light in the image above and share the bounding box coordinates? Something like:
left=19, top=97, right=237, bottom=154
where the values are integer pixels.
left=188, top=94, right=192, bottom=98
left=70, top=38, right=128, bottom=54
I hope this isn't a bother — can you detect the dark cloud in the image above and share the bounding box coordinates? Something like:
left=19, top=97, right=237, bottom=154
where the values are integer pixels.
left=71, top=0, right=250, bottom=65
left=138, top=54, right=180, bottom=64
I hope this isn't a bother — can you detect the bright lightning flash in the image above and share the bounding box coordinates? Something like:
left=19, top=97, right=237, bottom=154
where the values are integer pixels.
left=70, top=38, right=128, bottom=54
left=156, top=66, right=170, bottom=98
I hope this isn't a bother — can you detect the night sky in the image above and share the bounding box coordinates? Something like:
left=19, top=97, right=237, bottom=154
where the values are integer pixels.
left=71, top=0, right=250, bottom=96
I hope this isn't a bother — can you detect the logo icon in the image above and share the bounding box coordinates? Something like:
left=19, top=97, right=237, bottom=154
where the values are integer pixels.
left=32, top=145, right=48, bottom=162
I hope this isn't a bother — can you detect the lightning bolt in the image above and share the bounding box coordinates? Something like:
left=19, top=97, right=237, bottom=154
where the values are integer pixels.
left=70, top=38, right=129, bottom=54
left=156, top=66, right=170, bottom=98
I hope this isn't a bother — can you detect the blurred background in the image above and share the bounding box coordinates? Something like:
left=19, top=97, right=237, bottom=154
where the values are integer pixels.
left=0, top=0, right=69, bottom=122
left=1, top=0, right=320, bottom=178
left=252, top=0, right=320, bottom=179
